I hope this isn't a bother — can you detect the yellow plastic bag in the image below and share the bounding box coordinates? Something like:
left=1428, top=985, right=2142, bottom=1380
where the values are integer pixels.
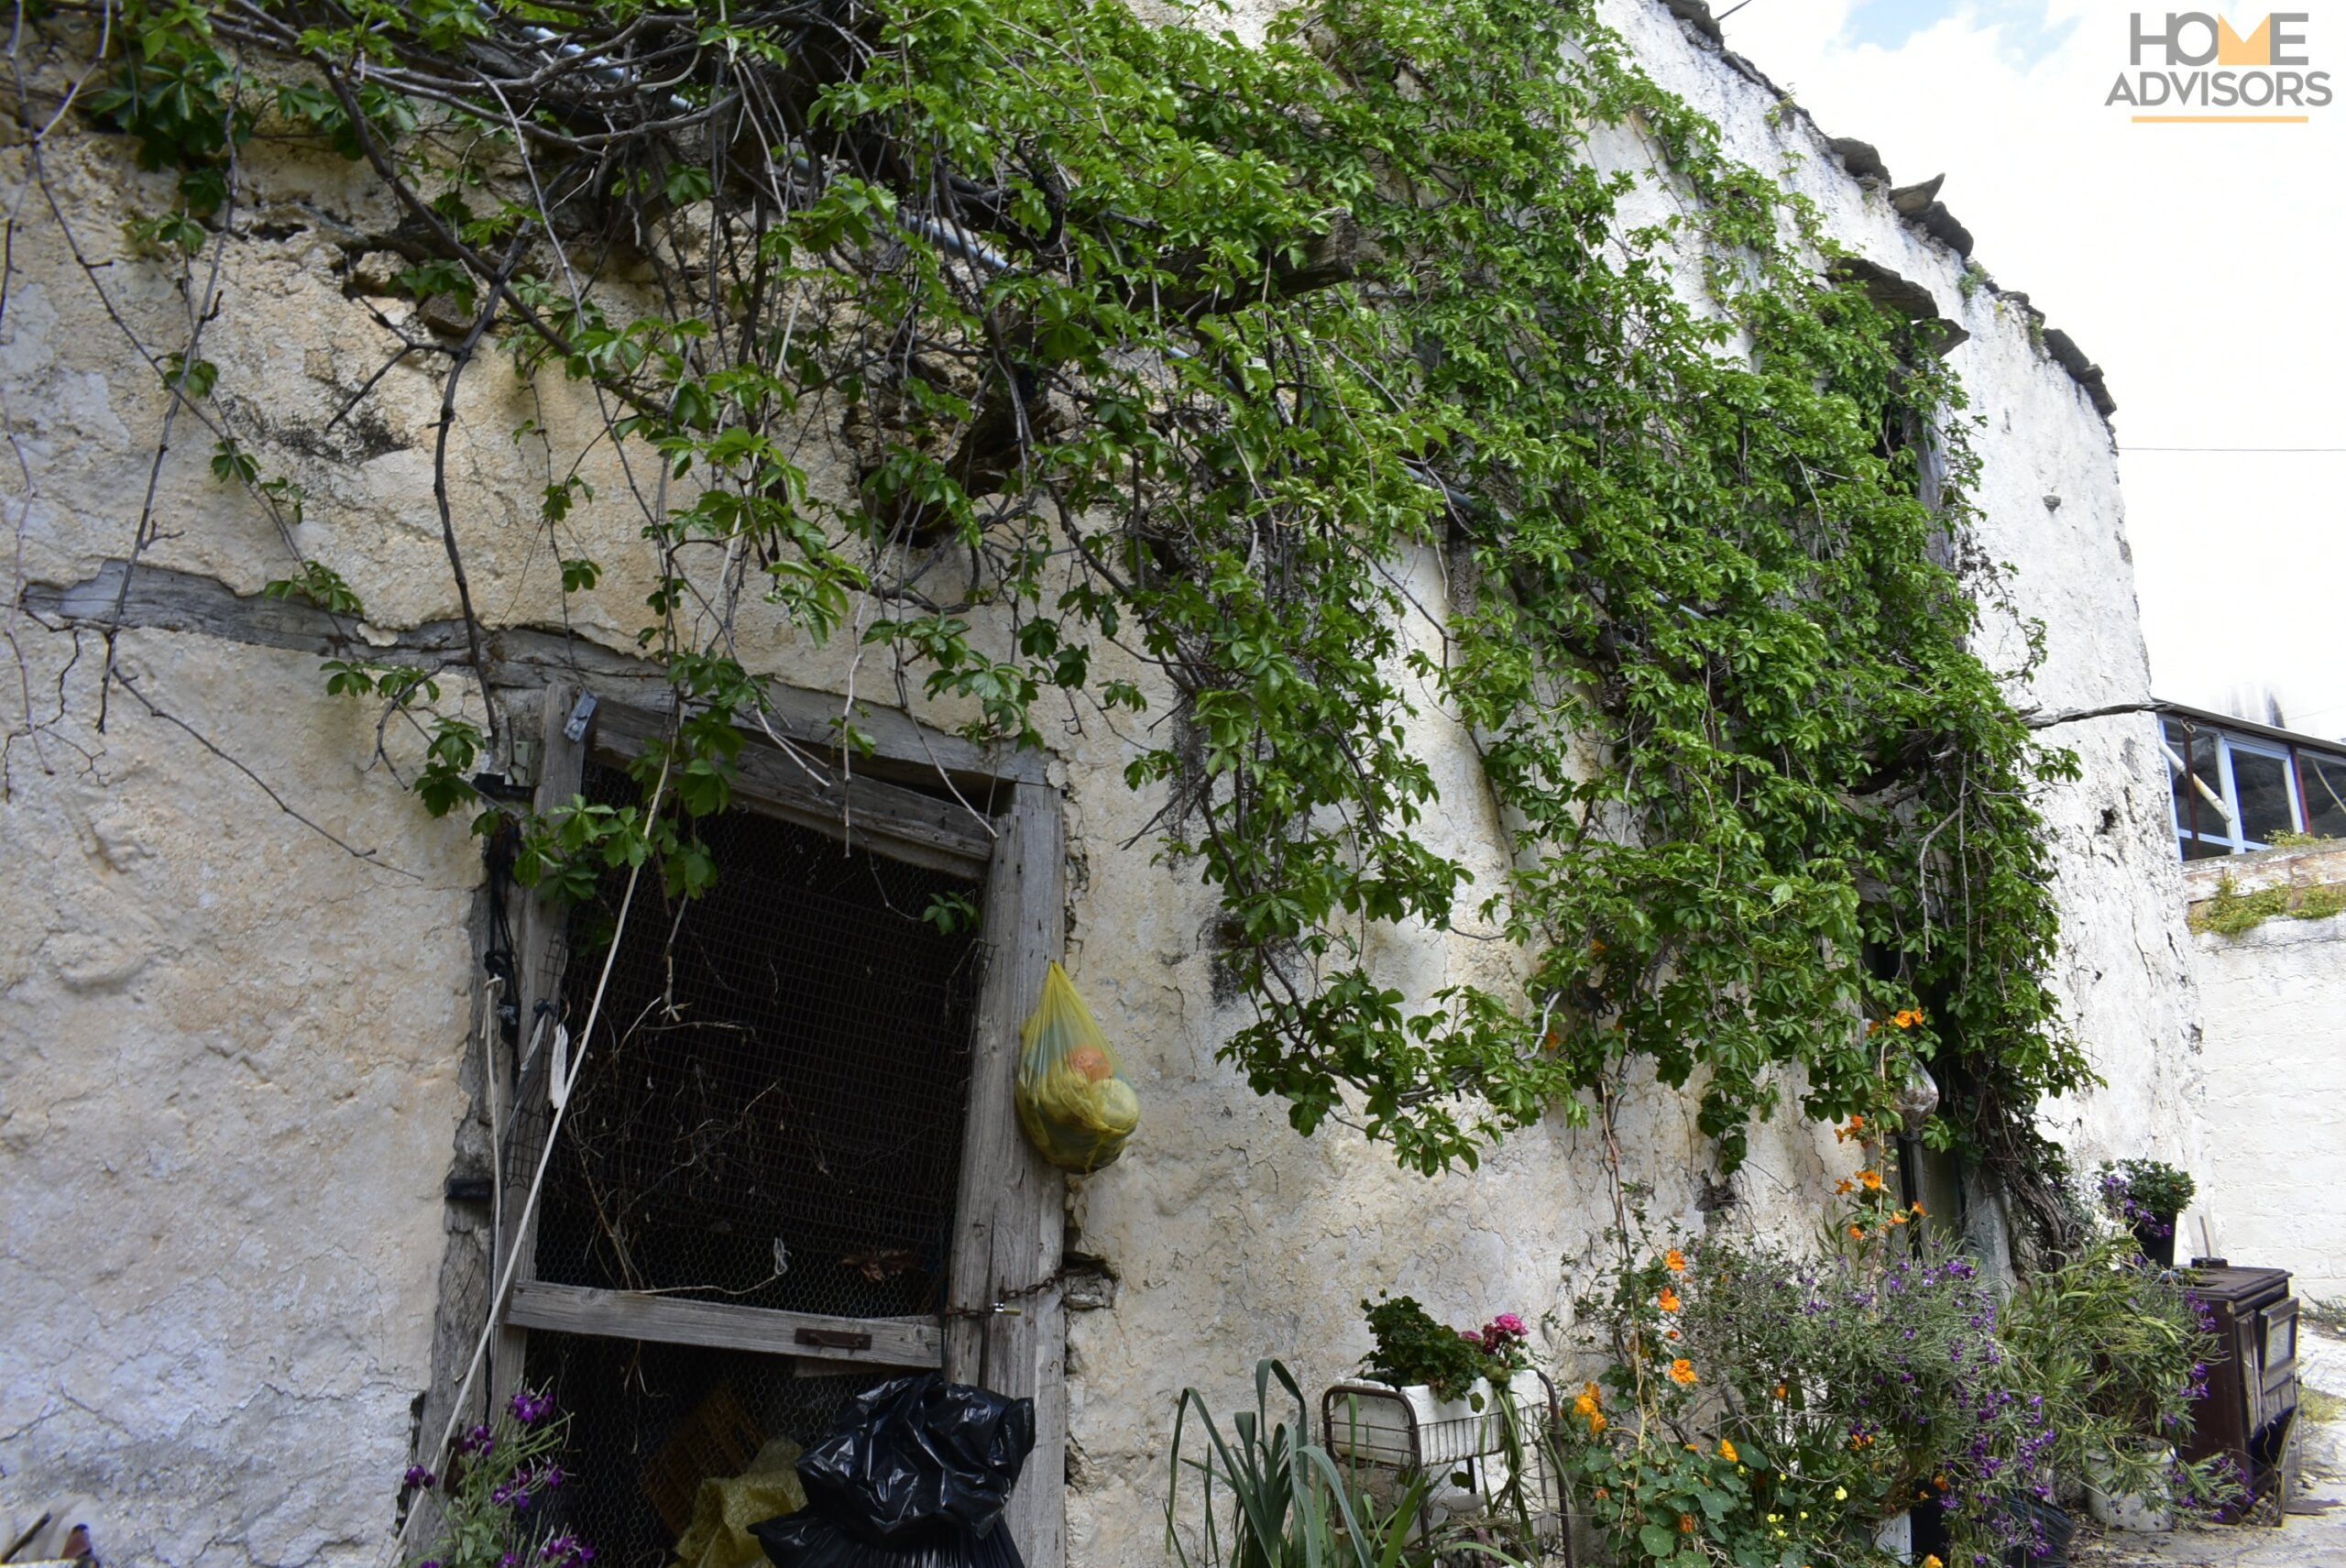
left=669, top=1438, right=806, bottom=1568
left=1016, top=961, right=1139, bottom=1173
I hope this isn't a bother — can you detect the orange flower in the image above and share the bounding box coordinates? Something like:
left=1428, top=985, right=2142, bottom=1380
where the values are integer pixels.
left=1719, top=1439, right=1739, bottom=1463
left=1835, top=1178, right=1855, bottom=1195
left=1594, top=1486, right=1609, bottom=1501
left=1858, top=1168, right=1883, bottom=1190
left=1574, top=1382, right=1606, bottom=1432
left=1848, top=1224, right=1866, bottom=1239
left=1911, top=1201, right=1927, bottom=1216
left=1664, top=1247, right=1687, bottom=1273
left=1771, top=1383, right=1788, bottom=1400
left=1665, top=1328, right=1680, bottom=1340
left=1659, top=1287, right=1682, bottom=1312
left=1850, top=1113, right=1865, bottom=1130
left=1679, top=1513, right=1696, bottom=1534
left=1669, top=1358, right=1698, bottom=1386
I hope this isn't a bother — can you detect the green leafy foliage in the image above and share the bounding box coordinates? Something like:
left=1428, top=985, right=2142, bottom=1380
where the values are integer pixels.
left=263, top=561, right=365, bottom=617
left=921, top=890, right=981, bottom=937
left=2000, top=1234, right=2236, bottom=1513
left=78, top=0, right=2087, bottom=1191
left=2096, top=1157, right=2196, bottom=1222
left=2189, top=870, right=2346, bottom=935
left=159, top=351, right=216, bottom=399
left=1166, top=1360, right=1444, bottom=1568
left=1354, top=1295, right=1526, bottom=1405
left=1564, top=1234, right=2047, bottom=1564
left=399, top=1389, right=589, bottom=1568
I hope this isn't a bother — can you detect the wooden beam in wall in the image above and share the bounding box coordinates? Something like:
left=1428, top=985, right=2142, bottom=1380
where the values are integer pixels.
left=506, top=1281, right=941, bottom=1369
left=20, top=562, right=1046, bottom=788
left=490, top=678, right=588, bottom=1414
left=591, top=700, right=995, bottom=878
left=944, top=782, right=1067, bottom=1568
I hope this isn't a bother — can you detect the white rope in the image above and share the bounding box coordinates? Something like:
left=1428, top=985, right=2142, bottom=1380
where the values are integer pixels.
left=391, top=751, right=673, bottom=1564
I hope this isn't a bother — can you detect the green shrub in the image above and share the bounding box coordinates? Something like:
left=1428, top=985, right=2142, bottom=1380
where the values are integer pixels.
left=1997, top=1235, right=2238, bottom=1513
left=1560, top=1235, right=2049, bottom=1564
left=1165, top=1361, right=1434, bottom=1568
left=2191, top=872, right=2346, bottom=935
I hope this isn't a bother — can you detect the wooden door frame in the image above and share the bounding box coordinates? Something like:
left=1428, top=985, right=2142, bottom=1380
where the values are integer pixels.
left=493, top=683, right=1066, bottom=1568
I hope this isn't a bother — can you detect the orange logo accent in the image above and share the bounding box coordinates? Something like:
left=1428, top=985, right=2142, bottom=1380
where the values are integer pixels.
left=2219, top=15, right=2273, bottom=64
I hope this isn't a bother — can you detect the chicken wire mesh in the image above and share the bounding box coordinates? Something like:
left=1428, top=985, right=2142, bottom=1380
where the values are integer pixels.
left=522, top=1331, right=896, bottom=1568
left=509, top=757, right=985, bottom=1320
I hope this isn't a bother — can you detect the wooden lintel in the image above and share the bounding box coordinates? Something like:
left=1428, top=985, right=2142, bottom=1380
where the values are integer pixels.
left=19, top=561, right=1046, bottom=787
left=589, top=701, right=997, bottom=877
left=505, top=1280, right=942, bottom=1369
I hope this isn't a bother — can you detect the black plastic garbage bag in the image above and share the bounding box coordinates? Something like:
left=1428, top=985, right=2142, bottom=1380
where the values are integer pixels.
left=751, top=1374, right=1035, bottom=1568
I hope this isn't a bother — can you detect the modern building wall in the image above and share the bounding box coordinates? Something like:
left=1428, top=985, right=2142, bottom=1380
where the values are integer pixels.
left=2179, top=842, right=2346, bottom=1302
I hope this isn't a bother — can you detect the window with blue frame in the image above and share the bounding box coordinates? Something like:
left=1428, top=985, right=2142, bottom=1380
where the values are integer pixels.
left=2161, top=711, right=2346, bottom=860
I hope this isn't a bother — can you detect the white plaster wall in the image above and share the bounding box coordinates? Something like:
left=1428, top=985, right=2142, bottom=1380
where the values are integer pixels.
left=0, top=632, right=479, bottom=1568
left=2177, top=847, right=2346, bottom=1302
left=0, top=5, right=2207, bottom=1567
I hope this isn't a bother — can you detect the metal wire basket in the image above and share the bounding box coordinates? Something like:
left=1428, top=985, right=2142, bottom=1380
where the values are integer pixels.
left=1321, top=1372, right=1565, bottom=1546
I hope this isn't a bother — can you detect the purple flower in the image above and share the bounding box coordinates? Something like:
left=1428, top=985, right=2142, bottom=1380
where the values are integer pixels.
left=510, top=1390, right=555, bottom=1425
left=403, top=1466, right=437, bottom=1491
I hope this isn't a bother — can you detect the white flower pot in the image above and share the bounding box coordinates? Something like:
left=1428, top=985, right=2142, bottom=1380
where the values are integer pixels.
left=2086, top=1443, right=2176, bottom=1532
left=1325, top=1371, right=1547, bottom=1499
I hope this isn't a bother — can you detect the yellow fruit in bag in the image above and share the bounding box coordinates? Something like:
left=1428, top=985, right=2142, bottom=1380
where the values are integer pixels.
left=1016, top=961, right=1138, bottom=1172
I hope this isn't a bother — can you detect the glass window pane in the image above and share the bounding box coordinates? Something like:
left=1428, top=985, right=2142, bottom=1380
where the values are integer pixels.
left=2303, top=754, right=2346, bottom=840
left=2231, top=746, right=2295, bottom=846
left=2182, top=834, right=2233, bottom=861
left=2165, top=722, right=2227, bottom=845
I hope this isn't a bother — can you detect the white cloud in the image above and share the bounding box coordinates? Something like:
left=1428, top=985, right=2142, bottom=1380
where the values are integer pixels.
left=1725, top=0, right=2346, bottom=735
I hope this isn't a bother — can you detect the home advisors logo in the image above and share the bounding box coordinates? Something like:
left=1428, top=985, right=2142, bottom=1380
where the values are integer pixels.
left=2109, top=12, right=2330, bottom=120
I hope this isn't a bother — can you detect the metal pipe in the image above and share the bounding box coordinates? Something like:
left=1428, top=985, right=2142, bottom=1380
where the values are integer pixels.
left=2162, top=739, right=2235, bottom=825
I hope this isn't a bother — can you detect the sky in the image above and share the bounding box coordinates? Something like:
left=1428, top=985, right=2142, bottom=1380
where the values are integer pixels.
left=1717, top=0, right=2346, bottom=737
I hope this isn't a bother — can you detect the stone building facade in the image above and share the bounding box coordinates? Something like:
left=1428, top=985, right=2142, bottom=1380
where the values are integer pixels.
left=0, top=4, right=2205, bottom=1568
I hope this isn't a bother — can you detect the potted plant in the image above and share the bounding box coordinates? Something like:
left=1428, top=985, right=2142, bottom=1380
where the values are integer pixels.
left=2097, top=1159, right=2196, bottom=1268
left=1334, top=1296, right=1544, bottom=1475
left=1997, top=1234, right=2238, bottom=1535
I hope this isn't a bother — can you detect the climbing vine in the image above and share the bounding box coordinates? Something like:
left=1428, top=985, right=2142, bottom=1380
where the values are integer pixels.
left=20, top=0, right=2091, bottom=1217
